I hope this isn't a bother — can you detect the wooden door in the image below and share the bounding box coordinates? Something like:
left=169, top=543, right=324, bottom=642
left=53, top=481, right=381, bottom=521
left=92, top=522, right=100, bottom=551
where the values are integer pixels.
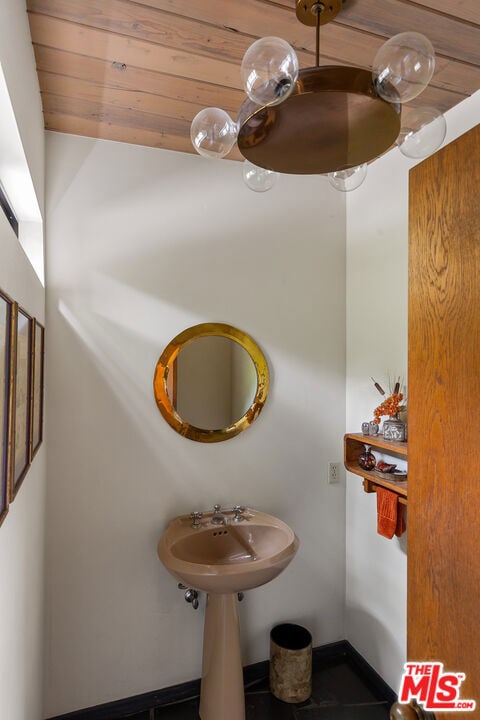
left=408, top=123, right=480, bottom=719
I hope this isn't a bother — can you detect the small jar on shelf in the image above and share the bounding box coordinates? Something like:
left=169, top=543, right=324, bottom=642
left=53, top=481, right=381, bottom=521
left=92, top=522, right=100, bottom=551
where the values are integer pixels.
left=358, top=445, right=376, bottom=471
left=383, top=414, right=406, bottom=442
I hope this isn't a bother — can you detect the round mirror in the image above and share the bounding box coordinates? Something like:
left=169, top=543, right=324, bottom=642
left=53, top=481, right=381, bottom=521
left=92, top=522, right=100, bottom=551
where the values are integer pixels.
left=153, top=323, right=269, bottom=442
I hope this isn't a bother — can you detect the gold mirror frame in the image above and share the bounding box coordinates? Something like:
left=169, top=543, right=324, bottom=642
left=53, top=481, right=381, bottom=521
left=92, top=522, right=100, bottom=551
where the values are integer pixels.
left=153, top=323, right=269, bottom=443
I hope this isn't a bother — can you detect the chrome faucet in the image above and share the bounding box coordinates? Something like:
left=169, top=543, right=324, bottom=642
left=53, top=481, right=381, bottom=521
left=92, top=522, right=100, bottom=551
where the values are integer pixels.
left=232, top=505, right=246, bottom=522
left=190, top=511, right=203, bottom=528
left=210, top=504, right=227, bottom=525
left=196, top=504, right=248, bottom=526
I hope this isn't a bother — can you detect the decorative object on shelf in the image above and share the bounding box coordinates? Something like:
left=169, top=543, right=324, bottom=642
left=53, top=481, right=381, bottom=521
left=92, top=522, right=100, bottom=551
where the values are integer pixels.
left=358, top=444, right=376, bottom=471
left=383, top=414, right=407, bottom=442
left=375, top=468, right=407, bottom=478
left=370, top=377, right=385, bottom=396
left=375, top=461, right=407, bottom=478
left=373, top=381, right=404, bottom=424
left=190, top=1, right=442, bottom=193
left=375, top=460, right=397, bottom=473
left=361, top=422, right=370, bottom=436
left=368, top=421, right=379, bottom=436
left=370, top=376, right=407, bottom=440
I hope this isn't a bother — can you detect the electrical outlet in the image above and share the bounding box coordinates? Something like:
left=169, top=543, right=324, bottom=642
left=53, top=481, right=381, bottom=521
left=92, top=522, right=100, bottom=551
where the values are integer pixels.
left=328, top=461, right=341, bottom=484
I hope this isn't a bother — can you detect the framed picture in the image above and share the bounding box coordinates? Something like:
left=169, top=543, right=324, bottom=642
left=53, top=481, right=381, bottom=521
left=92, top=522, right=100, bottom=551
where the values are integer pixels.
left=31, top=320, right=44, bottom=458
left=0, top=290, right=13, bottom=526
left=11, top=305, right=33, bottom=500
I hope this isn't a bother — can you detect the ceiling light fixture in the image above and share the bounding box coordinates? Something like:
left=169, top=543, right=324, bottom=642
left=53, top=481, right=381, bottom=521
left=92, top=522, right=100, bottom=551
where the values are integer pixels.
left=190, top=0, right=446, bottom=192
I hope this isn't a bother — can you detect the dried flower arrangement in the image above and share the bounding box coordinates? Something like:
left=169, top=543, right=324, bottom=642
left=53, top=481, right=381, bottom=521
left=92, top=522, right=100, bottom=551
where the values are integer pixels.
left=370, top=377, right=407, bottom=425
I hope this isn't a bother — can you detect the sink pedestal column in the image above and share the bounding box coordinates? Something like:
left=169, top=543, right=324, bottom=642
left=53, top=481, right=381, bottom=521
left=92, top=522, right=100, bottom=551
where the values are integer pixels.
left=199, top=593, right=245, bottom=720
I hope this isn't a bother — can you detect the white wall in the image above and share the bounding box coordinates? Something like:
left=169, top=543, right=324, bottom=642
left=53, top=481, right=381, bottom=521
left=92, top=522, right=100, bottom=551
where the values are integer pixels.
left=345, top=93, right=480, bottom=692
left=44, top=133, right=347, bottom=716
left=0, top=211, right=46, bottom=720
left=0, top=4, right=45, bottom=720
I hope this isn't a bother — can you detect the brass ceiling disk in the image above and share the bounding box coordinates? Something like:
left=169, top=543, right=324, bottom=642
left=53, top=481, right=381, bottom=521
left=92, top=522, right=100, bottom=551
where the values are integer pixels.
left=237, top=66, right=401, bottom=175
left=296, top=0, right=343, bottom=26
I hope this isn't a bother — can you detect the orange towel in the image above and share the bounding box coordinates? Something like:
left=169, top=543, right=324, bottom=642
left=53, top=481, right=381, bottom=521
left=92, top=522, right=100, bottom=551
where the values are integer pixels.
left=376, top=487, right=406, bottom=539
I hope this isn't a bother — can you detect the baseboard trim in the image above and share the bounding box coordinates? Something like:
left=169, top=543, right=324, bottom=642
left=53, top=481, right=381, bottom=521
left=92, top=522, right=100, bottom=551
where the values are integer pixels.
left=342, top=640, right=397, bottom=706
left=46, top=639, right=396, bottom=720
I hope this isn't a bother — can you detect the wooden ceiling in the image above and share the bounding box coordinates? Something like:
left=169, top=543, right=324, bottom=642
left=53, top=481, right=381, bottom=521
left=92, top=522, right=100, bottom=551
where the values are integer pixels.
left=26, top=0, right=480, bottom=161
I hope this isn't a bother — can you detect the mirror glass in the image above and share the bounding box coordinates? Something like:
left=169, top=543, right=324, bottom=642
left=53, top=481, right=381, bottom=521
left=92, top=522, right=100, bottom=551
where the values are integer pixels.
left=174, top=336, right=257, bottom=429
left=153, top=323, right=269, bottom=443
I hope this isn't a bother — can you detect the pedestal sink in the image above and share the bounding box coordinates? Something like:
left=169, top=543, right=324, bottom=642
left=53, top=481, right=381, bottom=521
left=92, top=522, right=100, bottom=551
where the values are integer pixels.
left=158, top=508, right=299, bottom=720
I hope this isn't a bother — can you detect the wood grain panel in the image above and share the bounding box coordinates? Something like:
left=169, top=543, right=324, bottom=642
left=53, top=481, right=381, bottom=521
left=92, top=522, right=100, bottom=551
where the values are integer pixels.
left=139, top=0, right=296, bottom=30
left=26, top=0, right=317, bottom=68
left=95, top=0, right=319, bottom=53
left=408, top=124, right=480, bottom=718
left=27, top=2, right=480, bottom=96
left=45, top=110, right=190, bottom=151
left=36, top=61, right=465, bottom=135
left=29, top=0, right=268, bottom=65
left=407, top=0, right=480, bottom=25
left=405, top=84, right=466, bottom=113
left=431, top=58, right=480, bottom=97
left=44, top=110, right=243, bottom=161
left=133, top=0, right=480, bottom=95
left=272, top=0, right=480, bottom=63
left=33, top=46, right=244, bottom=112
left=44, top=92, right=191, bottom=135
left=336, top=0, right=480, bottom=65
left=38, top=71, right=205, bottom=121
left=28, top=13, right=243, bottom=89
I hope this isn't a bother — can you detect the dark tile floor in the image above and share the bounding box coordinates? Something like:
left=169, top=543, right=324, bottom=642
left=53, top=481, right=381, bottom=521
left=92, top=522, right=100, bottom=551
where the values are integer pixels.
left=148, top=658, right=391, bottom=720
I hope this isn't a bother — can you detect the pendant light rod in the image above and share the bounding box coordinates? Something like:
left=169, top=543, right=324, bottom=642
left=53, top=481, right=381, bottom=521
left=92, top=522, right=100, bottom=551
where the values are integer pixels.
left=296, top=0, right=342, bottom=65
left=314, top=3, right=322, bottom=67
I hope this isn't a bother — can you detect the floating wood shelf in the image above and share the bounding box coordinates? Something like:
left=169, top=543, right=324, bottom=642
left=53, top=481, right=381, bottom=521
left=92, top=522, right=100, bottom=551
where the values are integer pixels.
left=344, top=433, right=408, bottom=505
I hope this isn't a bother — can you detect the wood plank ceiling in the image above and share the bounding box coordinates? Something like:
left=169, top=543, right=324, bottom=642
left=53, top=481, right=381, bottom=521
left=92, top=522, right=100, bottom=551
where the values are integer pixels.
left=26, top=0, right=480, bottom=162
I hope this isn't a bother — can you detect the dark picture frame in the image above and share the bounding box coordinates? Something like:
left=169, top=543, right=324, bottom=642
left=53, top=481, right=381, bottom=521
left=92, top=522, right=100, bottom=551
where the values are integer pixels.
left=31, top=320, right=44, bottom=458
left=10, top=305, right=33, bottom=500
left=0, top=290, right=13, bottom=526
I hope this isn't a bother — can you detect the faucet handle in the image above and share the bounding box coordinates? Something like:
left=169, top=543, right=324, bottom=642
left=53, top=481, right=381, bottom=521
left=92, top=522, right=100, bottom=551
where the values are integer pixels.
left=211, top=504, right=226, bottom=525
left=233, top=505, right=246, bottom=522
left=190, top=511, right=203, bottom=528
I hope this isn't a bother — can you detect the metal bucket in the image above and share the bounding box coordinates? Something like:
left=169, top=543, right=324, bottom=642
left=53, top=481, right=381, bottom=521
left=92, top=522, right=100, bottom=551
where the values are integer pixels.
left=269, top=623, right=312, bottom=703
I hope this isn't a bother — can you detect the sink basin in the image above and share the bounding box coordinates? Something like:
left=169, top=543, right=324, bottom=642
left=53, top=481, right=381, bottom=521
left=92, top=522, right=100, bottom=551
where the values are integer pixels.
left=158, top=508, right=299, bottom=720
left=158, top=508, right=299, bottom=594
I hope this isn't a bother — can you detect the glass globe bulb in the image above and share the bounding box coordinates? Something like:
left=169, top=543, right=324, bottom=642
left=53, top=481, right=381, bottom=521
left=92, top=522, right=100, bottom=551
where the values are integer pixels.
left=328, top=164, right=367, bottom=192
left=397, top=106, right=447, bottom=159
left=372, top=32, right=435, bottom=104
left=241, top=36, right=299, bottom=107
left=190, top=108, right=238, bottom=159
left=242, top=160, right=277, bottom=192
